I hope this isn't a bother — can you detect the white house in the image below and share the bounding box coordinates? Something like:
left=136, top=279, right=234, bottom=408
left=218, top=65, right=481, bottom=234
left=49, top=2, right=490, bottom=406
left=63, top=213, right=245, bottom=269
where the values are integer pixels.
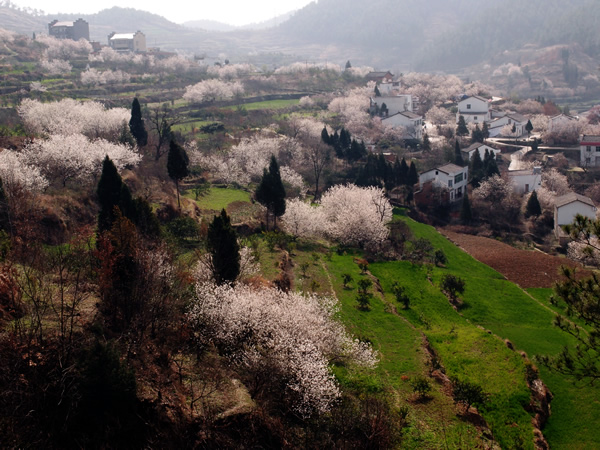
left=461, top=142, right=501, bottom=161
left=554, top=192, right=596, bottom=238
left=108, top=31, right=147, bottom=53
left=371, top=95, right=413, bottom=115
left=548, top=114, right=578, bottom=133
left=381, top=111, right=423, bottom=140
left=457, top=96, right=490, bottom=124
left=419, top=163, right=468, bottom=203
left=579, top=135, right=600, bottom=167
left=486, top=113, right=528, bottom=138
left=508, top=166, right=542, bottom=195
left=378, top=81, right=402, bottom=96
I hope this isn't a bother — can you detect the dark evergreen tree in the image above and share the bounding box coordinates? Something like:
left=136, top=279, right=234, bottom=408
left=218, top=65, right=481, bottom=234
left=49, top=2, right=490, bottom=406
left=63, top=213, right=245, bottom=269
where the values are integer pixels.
left=526, top=119, right=534, bottom=137
left=422, top=132, right=431, bottom=152
left=454, top=140, right=465, bottom=166
left=118, top=122, right=136, bottom=148
left=167, top=140, right=190, bottom=209
left=407, top=161, right=419, bottom=186
left=374, top=85, right=381, bottom=97
left=206, top=209, right=240, bottom=285
left=471, top=124, right=483, bottom=143
left=347, top=139, right=367, bottom=162
left=531, top=137, right=539, bottom=153
left=484, top=150, right=499, bottom=178
left=97, top=156, right=129, bottom=234
left=0, top=177, right=9, bottom=234
left=525, top=190, right=542, bottom=218
left=321, top=126, right=330, bottom=145
left=256, top=155, right=286, bottom=230
left=396, top=157, right=409, bottom=186
left=456, top=115, right=469, bottom=136
left=128, top=98, right=147, bottom=147
left=132, top=197, right=161, bottom=238
left=482, top=122, right=490, bottom=140
left=469, top=149, right=484, bottom=187
left=380, top=102, right=389, bottom=117
left=460, top=192, right=472, bottom=224
left=345, top=60, right=352, bottom=70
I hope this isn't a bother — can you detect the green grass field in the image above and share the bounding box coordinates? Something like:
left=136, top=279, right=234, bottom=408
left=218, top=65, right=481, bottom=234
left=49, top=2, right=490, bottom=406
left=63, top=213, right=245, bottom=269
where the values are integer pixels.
left=385, top=214, right=600, bottom=449
left=184, top=186, right=251, bottom=211
left=223, top=99, right=300, bottom=111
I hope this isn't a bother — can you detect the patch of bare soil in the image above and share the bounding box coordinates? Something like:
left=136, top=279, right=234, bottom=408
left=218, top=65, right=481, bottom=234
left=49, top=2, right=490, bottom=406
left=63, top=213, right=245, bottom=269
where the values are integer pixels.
left=440, top=229, right=592, bottom=288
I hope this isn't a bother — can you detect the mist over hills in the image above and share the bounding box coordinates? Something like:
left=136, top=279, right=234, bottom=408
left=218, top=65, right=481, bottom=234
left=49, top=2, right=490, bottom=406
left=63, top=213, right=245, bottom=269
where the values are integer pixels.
left=1, top=0, right=600, bottom=73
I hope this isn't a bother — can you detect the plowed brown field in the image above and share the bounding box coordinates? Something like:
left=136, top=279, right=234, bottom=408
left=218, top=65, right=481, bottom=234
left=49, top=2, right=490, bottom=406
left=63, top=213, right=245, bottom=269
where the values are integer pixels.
left=440, top=230, right=592, bottom=288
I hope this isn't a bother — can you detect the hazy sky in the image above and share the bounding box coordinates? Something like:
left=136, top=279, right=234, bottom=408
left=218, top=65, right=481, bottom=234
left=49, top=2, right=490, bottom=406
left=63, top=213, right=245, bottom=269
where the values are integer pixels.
left=11, top=0, right=316, bottom=26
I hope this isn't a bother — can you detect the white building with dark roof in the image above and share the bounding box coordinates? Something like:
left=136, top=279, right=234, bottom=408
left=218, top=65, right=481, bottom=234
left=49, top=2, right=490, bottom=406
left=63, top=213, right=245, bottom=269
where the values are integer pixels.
left=580, top=135, right=600, bottom=167
left=457, top=95, right=490, bottom=124
left=48, top=18, right=89, bottom=41
left=554, top=192, right=597, bottom=239
left=381, top=110, right=423, bottom=140
left=419, top=163, right=468, bottom=202
left=108, top=31, right=146, bottom=53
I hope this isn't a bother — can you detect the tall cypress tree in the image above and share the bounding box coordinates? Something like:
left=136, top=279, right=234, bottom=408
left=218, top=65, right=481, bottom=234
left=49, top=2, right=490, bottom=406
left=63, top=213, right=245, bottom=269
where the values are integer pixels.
left=456, top=115, right=469, bottom=136
left=454, top=140, right=465, bottom=166
left=256, top=155, right=286, bottom=230
left=129, top=98, right=147, bottom=147
left=460, top=192, right=472, bottom=224
left=97, top=156, right=127, bottom=234
left=407, top=161, right=419, bottom=186
left=397, top=157, right=409, bottom=186
left=167, top=140, right=189, bottom=209
left=469, top=149, right=484, bottom=187
left=207, top=209, right=240, bottom=285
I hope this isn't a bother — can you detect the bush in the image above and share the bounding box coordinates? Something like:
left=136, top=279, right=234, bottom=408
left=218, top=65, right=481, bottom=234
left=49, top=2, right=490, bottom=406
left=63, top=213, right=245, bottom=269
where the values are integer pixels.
left=450, top=377, right=487, bottom=412
left=410, top=375, right=432, bottom=398
left=166, top=216, right=200, bottom=240
left=391, top=281, right=410, bottom=309
left=439, top=274, right=466, bottom=303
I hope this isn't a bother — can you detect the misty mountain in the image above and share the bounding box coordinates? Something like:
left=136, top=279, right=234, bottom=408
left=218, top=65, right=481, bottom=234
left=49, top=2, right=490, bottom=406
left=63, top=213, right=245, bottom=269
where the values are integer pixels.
left=2, top=0, right=600, bottom=73
left=183, top=11, right=294, bottom=32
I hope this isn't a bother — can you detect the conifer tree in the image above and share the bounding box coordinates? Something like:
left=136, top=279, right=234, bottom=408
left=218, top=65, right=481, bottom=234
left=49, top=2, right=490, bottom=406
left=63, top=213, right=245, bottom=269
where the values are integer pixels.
left=471, top=124, right=483, bottom=143
left=484, top=150, right=499, bottom=178
left=256, top=155, right=286, bottom=230
left=422, top=132, right=431, bottom=152
left=321, top=126, right=330, bottom=145
left=469, top=149, right=484, bottom=187
left=207, top=209, right=240, bottom=285
left=397, top=157, right=409, bottom=186
left=525, top=191, right=542, bottom=218
left=526, top=119, right=534, bottom=137
left=167, top=140, right=190, bottom=209
left=454, top=140, right=465, bottom=166
left=97, top=156, right=128, bottom=234
left=482, top=122, right=490, bottom=140
left=129, top=98, right=147, bottom=147
left=345, top=60, right=352, bottom=70
left=456, top=115, right=469, bottom=136
left=407, top=161, right=419, bottom=186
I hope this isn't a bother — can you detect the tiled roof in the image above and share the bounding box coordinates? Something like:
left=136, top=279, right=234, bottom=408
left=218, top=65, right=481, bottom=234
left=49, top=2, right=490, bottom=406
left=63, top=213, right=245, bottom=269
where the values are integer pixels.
left=555, top=192, right=595, bottom=209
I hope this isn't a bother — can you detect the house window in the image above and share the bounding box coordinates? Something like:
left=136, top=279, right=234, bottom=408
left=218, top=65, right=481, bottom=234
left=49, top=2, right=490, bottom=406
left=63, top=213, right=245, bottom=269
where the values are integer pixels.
left=457, top=187, right=462, bottom=198
left=474, top=116, right=478, bottom=121
left=586, top=157, right=591, bottom=164
left=448, top=180, right=453, bottom=187
left=596, top=146, right=600, bottom=152
left=525, top=184, right=530, bottom=192
left=466, top=104, right=471, bottom=109
left=454, top=173, right=464, bottom=183
left=508, top=119, right=512, bottom=124
left=587, top=146, right=592, bottom=152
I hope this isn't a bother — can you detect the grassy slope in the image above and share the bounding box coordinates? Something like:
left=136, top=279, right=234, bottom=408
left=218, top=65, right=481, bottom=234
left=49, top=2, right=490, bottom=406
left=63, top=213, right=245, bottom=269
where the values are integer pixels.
left=381, top=213, right=600, bottom=448
left=184, top=187, right=251, bottom=211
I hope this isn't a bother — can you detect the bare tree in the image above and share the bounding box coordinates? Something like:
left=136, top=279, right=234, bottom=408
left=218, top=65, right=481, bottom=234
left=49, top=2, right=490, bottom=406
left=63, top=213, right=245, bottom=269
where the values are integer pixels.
left=147, top=104, right=182, bottom=161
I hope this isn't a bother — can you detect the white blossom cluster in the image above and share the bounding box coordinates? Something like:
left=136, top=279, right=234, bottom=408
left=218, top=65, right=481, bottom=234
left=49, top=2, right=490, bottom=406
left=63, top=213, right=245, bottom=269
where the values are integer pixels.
left=194, top=246, right=260, bottom=284
left=189, top=135, right=305, bottom=188
left=20, top=134, right=140, bottom=186
left=39, top=58, right=72, bottom=75
left=183, top=79, right=245, bottom=103
left=35, top=34, right=91, bottom=60
left=0, top=28, right=16, bottom=43
left=328, top=84, right=373, bottom=139
left=0, top=150, right=48, bottom=193
left=80, top=68, right=131, bottom=86
left=188, top=282, right=377, bottom=416
left=283, top=184, right=393, bottom=247
left=274, top=62, right=342, bottom=74
left=567, top=236, right=600, bottom=267
left=207, top=63, right=256, bottom=80
left=18, top=99, right=130, bottom=139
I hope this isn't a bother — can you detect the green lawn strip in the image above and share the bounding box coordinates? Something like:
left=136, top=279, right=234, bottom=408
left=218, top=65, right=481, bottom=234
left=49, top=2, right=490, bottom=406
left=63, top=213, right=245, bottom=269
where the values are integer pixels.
left=222, top=99, right=300, bottom=111
left=370, top=260, right=534, bottom=449
left=323, top=252, right=488, bottom=448
left=185, top=187, right=251, bottom=211
left=398, top=214, right=600, bottom=448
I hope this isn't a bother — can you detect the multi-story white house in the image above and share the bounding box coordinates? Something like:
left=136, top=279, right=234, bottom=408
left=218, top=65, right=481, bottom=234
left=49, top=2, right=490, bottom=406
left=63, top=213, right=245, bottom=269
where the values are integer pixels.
left=548, top=113, right=578, bottom=133
left=381, top=111, right=423, bottom=140
left=580, top=135, right=600, bottom=167
left=486, top=112, right=528, bottom=138
left=457, top=95, right=490, bottom=124
left=370, top=95, right=413, bottom=115
left=108, top=31, right=147, bottom=53
left=48, top=18, right=90, bottom=41
left=419, top=163, right=469, bottom=203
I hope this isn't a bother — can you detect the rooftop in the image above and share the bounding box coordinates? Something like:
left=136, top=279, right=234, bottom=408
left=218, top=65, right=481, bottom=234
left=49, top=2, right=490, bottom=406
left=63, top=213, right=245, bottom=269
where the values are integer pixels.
left=555, top=192, right=595, bottom=209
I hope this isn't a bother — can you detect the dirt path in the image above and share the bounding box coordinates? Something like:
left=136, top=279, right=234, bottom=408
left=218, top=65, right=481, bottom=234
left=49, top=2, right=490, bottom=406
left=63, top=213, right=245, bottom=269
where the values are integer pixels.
left=440, top=229, right=592, bottom=288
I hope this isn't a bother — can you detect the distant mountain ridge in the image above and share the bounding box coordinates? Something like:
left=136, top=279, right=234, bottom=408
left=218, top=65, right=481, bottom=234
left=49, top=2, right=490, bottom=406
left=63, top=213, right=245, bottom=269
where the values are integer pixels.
left=1, top=0, right=599, bottom=73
